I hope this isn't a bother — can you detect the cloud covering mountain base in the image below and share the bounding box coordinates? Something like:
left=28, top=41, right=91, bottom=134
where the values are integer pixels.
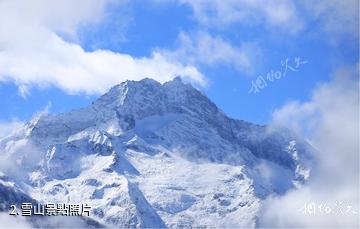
left=259, top=65, right=359, bottom=228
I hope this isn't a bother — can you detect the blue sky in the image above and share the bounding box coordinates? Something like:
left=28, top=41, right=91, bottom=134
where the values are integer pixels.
left=0, top=0, right=358, bottom=127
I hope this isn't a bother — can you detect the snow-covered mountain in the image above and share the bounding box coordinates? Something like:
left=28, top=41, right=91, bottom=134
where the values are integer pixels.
left=0, top=77, right=313, bottom=228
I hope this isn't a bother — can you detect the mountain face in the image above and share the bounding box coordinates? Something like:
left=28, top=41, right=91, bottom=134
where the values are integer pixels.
left=0, top=77, right=312, bottom=228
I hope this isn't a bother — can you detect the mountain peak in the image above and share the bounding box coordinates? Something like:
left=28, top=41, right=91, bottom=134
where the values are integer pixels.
left=93, top=76, right=204, bottom=116
left=0, top=77, right=313, bottom=228
left=118, top=76, right=185, bottom=88
left=22, top=77, right=311, bottom=172
left=100, top=77, right=188, bottom=102
left=130, top=77, right=162, bottom=87
left=171, top=75, right=183, bottom=83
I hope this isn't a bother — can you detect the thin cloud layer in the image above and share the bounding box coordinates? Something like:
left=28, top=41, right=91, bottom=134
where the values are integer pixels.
left=176, top=0, right=358, bottom=38
left=302, top=0, right=359, bottom=39
left=158, top=31, right=261, bottom=75
left=178, top=0, right=303, bottom=33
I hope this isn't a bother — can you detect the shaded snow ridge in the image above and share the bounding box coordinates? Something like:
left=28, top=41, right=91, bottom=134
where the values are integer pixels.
left=0, top=77, right=313, bottom=228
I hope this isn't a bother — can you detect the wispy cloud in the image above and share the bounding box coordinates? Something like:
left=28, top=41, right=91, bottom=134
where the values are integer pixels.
left=158, top=31, right=261, bottom=74
left=0, top=0, right=205, bottom=95
left=301, top=0, right=359, bottom=40
left=0, top=119, right=24, bottom=139
left=175, top=0, right=358, bottom=39
left=177, top=0, right=303, bottom=33
left=17, top=85, right=30, bottom=99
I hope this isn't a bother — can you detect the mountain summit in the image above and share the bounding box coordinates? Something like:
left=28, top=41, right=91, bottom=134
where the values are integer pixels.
left=0, top=77, right=312, bottom=228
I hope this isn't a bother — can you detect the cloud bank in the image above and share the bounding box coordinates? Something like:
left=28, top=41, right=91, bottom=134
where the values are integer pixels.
left=0, top=0, right=205, bottom=95
left=259, top=65, right=360, bottom=227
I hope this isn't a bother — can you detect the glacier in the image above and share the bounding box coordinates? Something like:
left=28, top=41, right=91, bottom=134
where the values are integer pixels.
left=0, top=77, right=313, bottom=228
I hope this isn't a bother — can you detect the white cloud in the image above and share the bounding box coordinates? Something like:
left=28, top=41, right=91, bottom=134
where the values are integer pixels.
left=158, top=31, right=261, bottom=74
left=259, top=65, right=360, bottom=227
left=0, top=0, right=205, bottom=95
left=0, top=119, right=24, bottom=139
left=178, top=0, right=303, bottom=33
left=17, top=85, right=30, bottom=99
left=175, top=0, right=358, bottom=38
left=301, top=0, right=359, bottom=40
left=0, top=0, right=114, bottom=36
left=0, top=101, right=51, bottom=140
left=0, top=213, right=32, bottom=228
